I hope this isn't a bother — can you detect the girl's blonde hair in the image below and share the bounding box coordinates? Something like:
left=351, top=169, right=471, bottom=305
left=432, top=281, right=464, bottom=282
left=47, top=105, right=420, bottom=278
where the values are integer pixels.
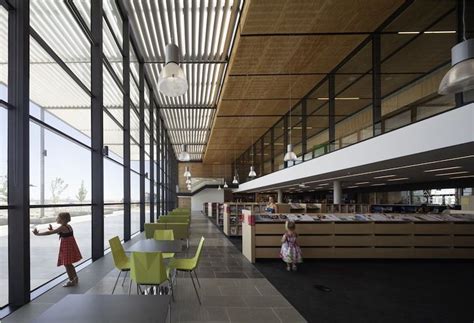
left=286, top=220, right=296, bottom=230
left=57, top=212, right=71, bottom=223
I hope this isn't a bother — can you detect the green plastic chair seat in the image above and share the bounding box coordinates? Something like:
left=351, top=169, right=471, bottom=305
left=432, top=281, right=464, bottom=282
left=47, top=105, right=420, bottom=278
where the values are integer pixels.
left=168, top=237, right=205, bottom=272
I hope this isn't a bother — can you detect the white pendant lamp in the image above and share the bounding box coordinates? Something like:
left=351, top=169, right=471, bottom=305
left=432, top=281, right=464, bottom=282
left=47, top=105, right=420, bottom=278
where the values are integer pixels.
left=217, top=185, right=222, bottom=191
left=232, top=149, right=239, bottom=184
left=187, top=184, right=191, bottom=191
left=223, top=181, right=228, bottom=188
left=439, top=0, right=474, bottom=95
left=183, top=166, right=191, bottom=177
left=248, top=166, right=257, bottom=178
left=439, top=40, right=474, bottom=95
left=284, top=56, right=298, bottom=163
left=178, top=144, right=191, bottom=162
left=185, top=178, right=191, bottom=184
left=284, top=144, right=298, bottom=162
left=158, top=44, right=188, bottom=97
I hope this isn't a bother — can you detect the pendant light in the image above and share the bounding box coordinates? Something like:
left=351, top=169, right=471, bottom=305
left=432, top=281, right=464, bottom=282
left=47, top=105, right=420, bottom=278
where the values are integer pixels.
left=187, top=184, right=192, bottom=191
left=439, top=0, right=474, bottom=95
left=218, top=185, right=222, bottom=191
left=183, top=166, right=191, bottom=177
left=284, top=52, right=297, bottom=162
left=222, top=151, right=229, bottom=188
left=158, top=44, right=188, bottom=97
left=185, top=177, right=191, bottom=185
left=232, top=176, right=239, bottom=184
left=248, top=142, right=257, bottom=178
left=248, top=166, right=257, bottom=177
left=178, top=144, right=191, bottom=161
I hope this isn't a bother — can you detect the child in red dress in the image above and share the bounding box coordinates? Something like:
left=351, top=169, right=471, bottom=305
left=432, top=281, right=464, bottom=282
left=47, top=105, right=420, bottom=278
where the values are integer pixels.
left=32, top=212, right=82, bottom=287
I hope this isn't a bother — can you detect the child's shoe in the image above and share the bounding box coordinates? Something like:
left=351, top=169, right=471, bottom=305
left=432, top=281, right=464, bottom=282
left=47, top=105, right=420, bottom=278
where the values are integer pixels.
left=292, top=264, right=297, bottom=271
left=286, top=264, right=291, bottom=271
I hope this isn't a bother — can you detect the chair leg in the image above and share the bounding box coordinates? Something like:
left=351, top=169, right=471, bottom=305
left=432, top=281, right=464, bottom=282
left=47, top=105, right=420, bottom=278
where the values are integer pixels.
left=189, top=271, right=201, bottom=305
left=169, top=280, right=175, bottom=302
left=128, top=279, right=132, bottom=295
left=112, top=270, right=121, bottom=294
left=121, top=270, right=128, bottom=286
left=193, top=270, right=201, bottom=288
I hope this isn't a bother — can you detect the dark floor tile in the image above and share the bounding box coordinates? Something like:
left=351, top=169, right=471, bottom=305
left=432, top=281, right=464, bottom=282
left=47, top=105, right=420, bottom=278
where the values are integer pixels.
left=214, top=272, right=247, bottom=279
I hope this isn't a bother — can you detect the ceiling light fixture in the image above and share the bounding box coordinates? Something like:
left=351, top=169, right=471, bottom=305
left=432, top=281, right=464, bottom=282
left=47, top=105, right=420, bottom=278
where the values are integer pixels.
left=232, top=149, right=239, bottom=184
left=183, top=166, right=191, bottom=177
left=439, top=0, right=474, bottom=95
left=373, top=175, right=397, bottom=179
left=284, top=54, right=297, bottom=162
left=370, top=183, right=386, bottom=186
left=248, top=166, right=257, bottom=178
left=347, top=185, right=359, bottom=188
left=178, top=144, right=191, bottom=161
left=387, top=177, right=409, bottom=181
left=158, top=43, right=188, bottom=97
left=185, top=178, right=191, bottom=184
left=449, top=175, right=474, bottom=179
left=435, top=171, right=469, bottom=176
left=355, top=182, right=370, bottom=185
left=424, top=166, right=462, bottom=173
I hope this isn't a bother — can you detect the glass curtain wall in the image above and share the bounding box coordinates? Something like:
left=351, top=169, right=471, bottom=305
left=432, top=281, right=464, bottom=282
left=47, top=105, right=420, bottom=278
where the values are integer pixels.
left=235, top=0, right=461, bottom=183
left=0, top=0, right=177, bottom=308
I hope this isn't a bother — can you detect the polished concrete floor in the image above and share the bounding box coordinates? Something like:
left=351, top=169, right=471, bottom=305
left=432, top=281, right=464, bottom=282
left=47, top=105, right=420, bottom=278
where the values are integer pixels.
left=4, top=213, right=306, bottom=323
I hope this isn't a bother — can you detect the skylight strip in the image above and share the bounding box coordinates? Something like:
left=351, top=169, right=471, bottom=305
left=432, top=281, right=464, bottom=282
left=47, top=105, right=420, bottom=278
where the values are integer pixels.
left=144, top=1, right=162, bottom=59
left=177, top=0, right=186, bottom=58
left=137, top=1, right=157, bottom=58
left=183, top=0, right=191, bottom=59
left=149, top=1, right=167, bottom=57
left=129, top=1, right=151, bottom=58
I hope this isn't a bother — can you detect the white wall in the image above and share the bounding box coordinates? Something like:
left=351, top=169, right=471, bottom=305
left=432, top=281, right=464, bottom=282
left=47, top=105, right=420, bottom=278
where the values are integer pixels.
left=191, top=188, right=224, bottom=212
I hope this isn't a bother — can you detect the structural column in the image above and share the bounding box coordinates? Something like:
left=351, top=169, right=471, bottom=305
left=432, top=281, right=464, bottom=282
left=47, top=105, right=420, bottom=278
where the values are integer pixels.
left=277, top=189, right=283, bottom=203
left=149, top=96, right=155, bottom=223
left=8, top=0, right=30, bottom=306
left=372, top=33, right=382, bottom=135
left=138, top=63, right=145, bottom=231
left=328, top=74, right=336, bottom=151
left=122, top=15, right=131, bottom=241
left=91, top=0, right=104, bottom=260
left=333, top=180, right=342, bottom=205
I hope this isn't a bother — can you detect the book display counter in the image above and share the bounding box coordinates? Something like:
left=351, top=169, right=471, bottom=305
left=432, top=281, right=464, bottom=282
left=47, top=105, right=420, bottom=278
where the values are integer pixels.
left=241, top=210, right=474, bottom=263
left=223, top=203, right=266, bottom=236
left=207, top=202, right=224, bottom=227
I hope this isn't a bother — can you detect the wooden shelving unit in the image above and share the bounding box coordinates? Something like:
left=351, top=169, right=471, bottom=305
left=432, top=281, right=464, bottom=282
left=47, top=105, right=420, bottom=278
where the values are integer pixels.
left=223, top=203, right=266, bottom=236
left=241, top=210, right=474, bottom=262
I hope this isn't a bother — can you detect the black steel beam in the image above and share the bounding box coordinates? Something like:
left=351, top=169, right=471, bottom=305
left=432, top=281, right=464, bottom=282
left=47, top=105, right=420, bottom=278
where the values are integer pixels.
left=270, top=127, right=275, bottom=172
left=301, top=100, right=307, bottom=157
left=283, top=115, right=288, bottom=168
left=372, top=33, right=382, bottom=136
left=30, top=28, right=92, bottom=97
left=91, top=0, right=104, bottom=261
left=155, top=105, right=160, bottom=218
left=123, top=15, right=131, bottom=241
left=328, top=74, right=335, bottom=151
left=8, top=0, right=30, bottom=307
left=149, top=91, right=155, bottom=223
left=138, top=63, right=145, bottom=231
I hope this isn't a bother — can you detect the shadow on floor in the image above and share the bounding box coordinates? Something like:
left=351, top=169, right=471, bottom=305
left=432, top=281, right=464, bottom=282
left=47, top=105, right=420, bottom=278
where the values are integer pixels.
left=254, top=257, right=474, bottom=323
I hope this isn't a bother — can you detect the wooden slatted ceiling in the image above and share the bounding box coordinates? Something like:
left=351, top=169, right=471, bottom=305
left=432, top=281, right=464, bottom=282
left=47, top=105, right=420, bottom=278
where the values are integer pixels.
left=204, top=0, right=405, bottom=164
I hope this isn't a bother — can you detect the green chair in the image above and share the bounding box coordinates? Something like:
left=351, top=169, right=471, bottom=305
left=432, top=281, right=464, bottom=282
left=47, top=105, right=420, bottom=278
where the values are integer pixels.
left=144, top=223, right=167, bottom=239
left=153, top=229, right=175, bottom=259
left=109, top=236, right=130, bottom=294
left=166, top=223, right=190, bottom=248
left=129, top=251, right=173, bottom=300
left=168, top=237, right=205, bottom=304
left=158, top=216, right=189, bottom=224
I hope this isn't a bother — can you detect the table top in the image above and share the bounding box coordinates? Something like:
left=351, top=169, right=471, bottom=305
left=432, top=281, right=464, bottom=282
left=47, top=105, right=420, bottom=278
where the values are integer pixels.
left=33, top=294, right=171, bottom=323
left=126, top=239, right=183, bottom=253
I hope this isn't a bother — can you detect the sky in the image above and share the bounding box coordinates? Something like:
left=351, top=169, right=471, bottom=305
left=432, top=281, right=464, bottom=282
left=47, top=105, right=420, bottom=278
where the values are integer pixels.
left=0, top=83, right=156, bottom=204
